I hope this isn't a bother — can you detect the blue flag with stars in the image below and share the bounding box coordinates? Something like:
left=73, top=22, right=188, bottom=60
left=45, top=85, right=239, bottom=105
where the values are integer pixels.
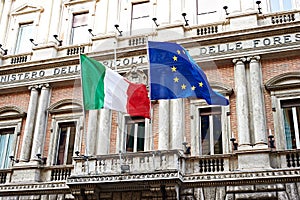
left=148, top=41, right=229, bottom=106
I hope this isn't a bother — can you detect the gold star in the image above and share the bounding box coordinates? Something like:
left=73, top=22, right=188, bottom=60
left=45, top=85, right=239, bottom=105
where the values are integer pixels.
left=177, top=50, right=181, bottom=54
left=181, top=84, right=186, bottom=90
left=199, top=82, right=203, bottom=87
left=171, top=66, right=177, bottom=72
left=173, top=55, right=178, bottom=61
left=191, top=86, right=196, bottom=91
left=174, top=77, right=179, bottom=82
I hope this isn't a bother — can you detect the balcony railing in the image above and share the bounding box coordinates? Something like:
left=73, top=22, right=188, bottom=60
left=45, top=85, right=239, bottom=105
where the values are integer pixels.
left=40, top=165, right=73, bottom=182
left=273, top=150, right=300, bottom=169
left=0, top=169, right=12, bottom=184
left=258, top=10, right=300, bottom=26
left=73, top=150, right=183, bottom=176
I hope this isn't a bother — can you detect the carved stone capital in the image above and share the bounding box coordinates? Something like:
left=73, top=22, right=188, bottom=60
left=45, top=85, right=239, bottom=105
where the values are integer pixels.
left=247, top=55, right=260, bottom=62
left=28, top=85, right=39, bottom=91
left=38, top=83, right=50, bottom=89
left=232, top=57, right=246, bottom=64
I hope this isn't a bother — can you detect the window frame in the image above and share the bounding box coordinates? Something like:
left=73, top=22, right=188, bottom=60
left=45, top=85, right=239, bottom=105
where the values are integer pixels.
left=190, top=98, right=231, bottom=156
left=47, top=99, right=83, bottom=166
left=130, top=1, right=151, bottom=35
left=266, top=72, right=300, bottom=151
left=199, top=107, right=223, bottom=155
left=70, top=12, right=89, bottom=45
left=269, top=0, right=294, bottom=12
left=117, top=114, right=152, bottom=153
left=14, top=22, right=34, bottom=54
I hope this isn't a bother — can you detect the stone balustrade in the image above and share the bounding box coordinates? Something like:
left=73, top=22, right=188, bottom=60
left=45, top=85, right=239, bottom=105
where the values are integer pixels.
left=73, top=150, right=183, bottom=176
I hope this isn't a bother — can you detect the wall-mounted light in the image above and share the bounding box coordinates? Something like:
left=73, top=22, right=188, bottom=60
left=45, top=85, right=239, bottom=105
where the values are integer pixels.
left=182, top=142, right=191, bottom=155
left=268, top=135, right=275, bottom=148
left=152, top=17, right=159, bottom=27
left=0, top=44, right=8, bottom=55
left=230, top=138, right=238, bottom=151
left=256, top=1, right=262, bottom=14
left=114, top=24, right=123, bottom=36
left=29, top=39, right=38, bottom=46
left=36, top=153, right=47, bottom=164
left=88, top=29, right=95, bottom=37
left=9, top=156, right=19, bottom=165
left=223, top=6, right=229, bottom=15
left=182, top=13, right=189, bottom=26
left=53, top=34, right=63, bottom=46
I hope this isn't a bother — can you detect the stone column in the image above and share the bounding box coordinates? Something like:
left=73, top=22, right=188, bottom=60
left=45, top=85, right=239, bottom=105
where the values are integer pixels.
left=31, top=84, right=50, bottom=161
left=96, top=109, right=112, bottom=155
left=20, top=85, right=39, bottom=162
left=170, top=99, right=184, bottom=149
left=233, top=58, right=251, bottom=149
left=158, top=100, right=170, bottom=150
left=86, top=110, right=99, bottom=156
left=248, top=56, right=267, bottom=147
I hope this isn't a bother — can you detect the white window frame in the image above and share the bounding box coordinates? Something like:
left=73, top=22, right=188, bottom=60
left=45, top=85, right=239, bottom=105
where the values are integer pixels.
left=14, top=23, right=33, bottom=54
left=130, top=0, right=151, bottom=35
left=190, top=99, right=231, bottom=156
left=266, top=72, right=300, bottom=150
left=70, top=12, right=89, bottom=45
left=0, top=120, right=22, bottom=169
left=199, top=107, right=223, bottom=155
left=117, top=114, right=152, bottom=153
left=269, top=0, right=294, bottom=12
left=48, top=116, right=83, bottom=166
left=196, top=0, right=222, bottom=25
left=55, top=121, right=77, bottom=165
left=275, top=97, right=300, bottom=150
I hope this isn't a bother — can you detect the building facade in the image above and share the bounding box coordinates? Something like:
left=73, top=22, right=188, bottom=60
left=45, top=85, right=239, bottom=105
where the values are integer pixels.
left=0, top=0, right=300, bottom=199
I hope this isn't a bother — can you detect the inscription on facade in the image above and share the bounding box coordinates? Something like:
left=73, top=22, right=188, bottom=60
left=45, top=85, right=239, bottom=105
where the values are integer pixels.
left=0, top=65, right=80, bottom=83
left=102, top=55, right=147, bottom=69
left=199, top=33, right=300, bottom=55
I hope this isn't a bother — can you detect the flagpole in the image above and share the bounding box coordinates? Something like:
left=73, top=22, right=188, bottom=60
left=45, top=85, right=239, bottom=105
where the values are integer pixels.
left=114, top=41, right=117, bottom=70
left=78, top=53, right=89, bottom=158
left=145, top=38, right=154, bottom=150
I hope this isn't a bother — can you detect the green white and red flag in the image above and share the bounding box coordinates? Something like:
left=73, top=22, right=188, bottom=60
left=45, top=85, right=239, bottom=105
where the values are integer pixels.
left=80, top=54, right=150, bottom=118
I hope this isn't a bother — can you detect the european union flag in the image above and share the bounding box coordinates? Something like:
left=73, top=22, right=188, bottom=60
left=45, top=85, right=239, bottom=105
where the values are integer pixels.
left=148, top=41, right=229, bottom=106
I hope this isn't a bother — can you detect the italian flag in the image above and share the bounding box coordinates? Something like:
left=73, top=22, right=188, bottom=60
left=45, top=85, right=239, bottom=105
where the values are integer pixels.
left=80, top=54, right=150, bottom=118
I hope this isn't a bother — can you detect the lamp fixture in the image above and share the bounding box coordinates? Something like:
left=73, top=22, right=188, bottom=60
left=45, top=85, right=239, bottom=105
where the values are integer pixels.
left=36, top=153, right=47, bottom=164
left=9, top=155, right=19, bottom=164
left=152, top=18, right=159, bottom=27
left=114, top=24, right=123, bottom=36
left=230, top=138, right=238, bottom=151
left=181, top=13, right=189, bottom=26
left=88, top=29, right=95, bottom=37
left=53, top=34, right=62, bottom=46
left=0, top=44, right=8, bottom=55
left=268, top=135, right=275, bottom=148
left=223, top=6, right=229, bottom=15
left=256, top=1, right=262, bottom=14
left=182, top=142, right=191, bottom=154
left=29, top=39, right=38, bottom=46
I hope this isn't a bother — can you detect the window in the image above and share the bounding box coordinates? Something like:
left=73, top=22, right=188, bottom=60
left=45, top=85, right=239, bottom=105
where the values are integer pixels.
left=55, top=122, right=76, bottom=165
left=125, top=117, right=145, bottom=152
left=199, top=107, right=223, bottom=155
left=70, top=12, right=89, bottom=45
left=270, top=0, right=292, bottom=12
left=282, top=99, right=300, bottom=149
left=0, top=128, right=15, bottom=169
left=15, top=23, right=33, bottom=54
left=196, top=0, right=219, bottom=24
left=131, top=1, right=150, bottom=35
